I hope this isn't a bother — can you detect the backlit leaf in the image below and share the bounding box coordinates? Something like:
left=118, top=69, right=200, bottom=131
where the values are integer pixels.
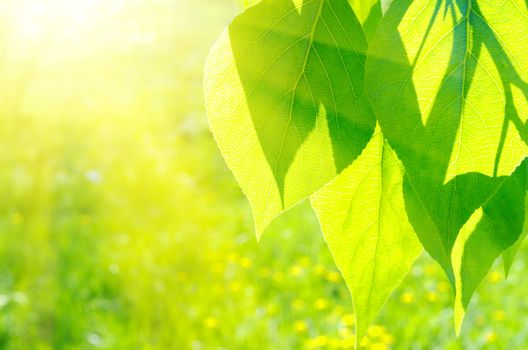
left=311, top=129, right=421, bottom=344
left=204, top=0, right=375, bottom=237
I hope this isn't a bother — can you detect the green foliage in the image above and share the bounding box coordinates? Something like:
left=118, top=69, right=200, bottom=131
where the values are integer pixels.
left=311, top=129, right=422, bottom=345
left=205, top=0, right=528, bottom=343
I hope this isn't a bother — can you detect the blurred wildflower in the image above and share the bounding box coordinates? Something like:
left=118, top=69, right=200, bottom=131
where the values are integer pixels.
left=425, top=291, right=438, bottom=303
left=272, top=271, right=285, bottom=283
left=424, top=264, right=437, bottom=276
left=289, top=265, right=304, bottom=277
left=335, top=305, right=345, bottom=315
left=400, top=292, right=415, bottom=304
left=488, top=271, right=502, bottom=284
left=228, top=282, right=241, bottom=293
left=368, top=325, right=385, bottom=338
left=340, top=335, right=355, bottom=349
left=292, top=299, right=306, bottom=311
left=227, top=252, right=239, bottom=263
left=326, top=271, right=341, bottom=283
left=341, top=314, right=355, bottom=327
left=314, top=264, right=326, bottom=276
left=211, top=262, right=224, bottom=274
left=339, top=327, right=353, bottom=338
left=240, top=257, right=252, bottom=269
left=492, top=310, right=506, bottom=322
left=294, top=320, right=308, bottom=333
left=485, top=331, right=497, bottom=343
left=314, top=298, right=329, bottom=311
left=328, top=338, right=340, bottom=348
left=203, top=317, right=219, bottom=329
left=369, top=343, right=389, bottom=350
left=437, top=281, right=451, bottom=293
left=306, top=335, right=329, bottom=349
left=380, top=333, right=394, bottom=345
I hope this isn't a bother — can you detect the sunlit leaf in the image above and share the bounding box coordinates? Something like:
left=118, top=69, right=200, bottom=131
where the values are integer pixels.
left=204, top=0, right=375, bottom=236
left=452, top=160, right=528, bottom=333
left=366, top=0, right=528, bottom=279
left=311, top=129, right=421, bottom=345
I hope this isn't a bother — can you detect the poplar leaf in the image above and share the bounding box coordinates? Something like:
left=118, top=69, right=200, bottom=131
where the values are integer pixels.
left=311, top=129, right=421, bottom=345
left=366, top=0, right=528, bottom=279
left=452, top=160, right=528, bottom=334
left=204, top=0, right=375, bottom=237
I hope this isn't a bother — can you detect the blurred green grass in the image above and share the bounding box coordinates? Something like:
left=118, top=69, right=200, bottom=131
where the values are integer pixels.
left=0, top=0, right=528, bottom=349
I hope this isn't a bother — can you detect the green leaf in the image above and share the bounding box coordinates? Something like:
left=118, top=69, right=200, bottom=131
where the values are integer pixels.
left=204, top=0, right=376, bottom=237
left=502, top=219, right=528, bottom=277
left=348, top=0, right=383, bottom=41
left=311, top=129, right=421, bottom=345
left=452, top=160, right=528, bottom=334
left=366, top=0, right=528, bottom=278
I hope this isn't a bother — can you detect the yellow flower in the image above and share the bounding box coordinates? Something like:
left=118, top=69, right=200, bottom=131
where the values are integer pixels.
left=340, top=335, right=356, bottom=349
left=240, top=257, right=252, bottom=268
left=380, top=334, right=394, bottom=345
left=292, top=299, right=306, bottom=311
left=369, top=343, right=389, bottom=350
left=289, top=265, right=304, bottom=277
left=273, top=271, right=285, bottom=283
left=424, top=264, right=437, bottom=276
left=339, top=327, right=353, bottom=338
left=326, top=271, right=341, bottom=283
left=314, top=264, right=326, bottom=276
left=306, top=336, right=329, bottom=349
left=492, top=310, right=506, bottom=322
left=227, top=252, right=239, bottom=263
left=211, top=262, right=224, bottom=274
left=341, top=314, right=355, bottom=327
left=488, top=271, right=502, bottom=283
left=485, top=331, right=498, bottom=343
left=328, top=338, right=340, bottom=349
left=229, top=282, right=241, bottom=293
left=426, top=291, right=438, bottom=303
left=314, top=298, right=329, bottom=310
left=400, top=292, right=415, bottom=304
left=203, top=317, right=218, bottom=329
left=368, top=325, right=385, bottom=338
left=294, top=320, right=308, bottom=333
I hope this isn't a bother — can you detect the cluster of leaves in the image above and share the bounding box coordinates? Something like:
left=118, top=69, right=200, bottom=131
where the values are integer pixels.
left=204, top=0, right=528, bottom=345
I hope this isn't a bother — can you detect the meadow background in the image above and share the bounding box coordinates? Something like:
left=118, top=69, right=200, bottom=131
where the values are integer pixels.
left=0, top=0, right=528, bottom=349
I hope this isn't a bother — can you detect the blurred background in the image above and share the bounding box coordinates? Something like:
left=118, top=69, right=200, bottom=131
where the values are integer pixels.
left=0, top=0, right=528, bottom=349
